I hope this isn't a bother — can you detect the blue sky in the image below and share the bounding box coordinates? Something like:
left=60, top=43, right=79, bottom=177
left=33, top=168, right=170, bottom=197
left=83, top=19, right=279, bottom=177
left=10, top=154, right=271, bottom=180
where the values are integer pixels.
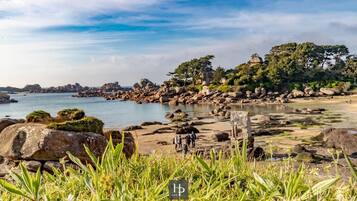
left=1, top=0, right=357, bottom=87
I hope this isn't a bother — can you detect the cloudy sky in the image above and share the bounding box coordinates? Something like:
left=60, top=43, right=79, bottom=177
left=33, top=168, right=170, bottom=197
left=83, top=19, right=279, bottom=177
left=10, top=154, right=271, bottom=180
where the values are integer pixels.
left=1, top=0, right=357, bottom=87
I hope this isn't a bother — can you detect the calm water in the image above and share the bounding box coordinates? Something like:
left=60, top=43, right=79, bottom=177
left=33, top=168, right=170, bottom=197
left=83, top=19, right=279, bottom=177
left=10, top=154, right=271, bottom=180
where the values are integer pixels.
left=0, top=93, right=214, bottom=128
left=0, top=93, right=293, bottom=128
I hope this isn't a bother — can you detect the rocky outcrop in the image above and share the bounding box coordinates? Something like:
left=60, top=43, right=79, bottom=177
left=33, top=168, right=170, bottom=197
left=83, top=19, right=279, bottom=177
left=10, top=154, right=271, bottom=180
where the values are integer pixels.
left=318, top=128, right=357, bottom=155
left=214, top=132, right=230, bottom=142
left=100, top=82, right=122, bottom=92
left=320, top=88, right=340, bottom=96
left=0, top=123, right=107, bottom=162
left=103, top=130, right=136, bottom=158
left=0, top=118, right=25, bottom=133
left=0, top=92, right=17, bottom=104
left=23, top=83, right=85, bottom=93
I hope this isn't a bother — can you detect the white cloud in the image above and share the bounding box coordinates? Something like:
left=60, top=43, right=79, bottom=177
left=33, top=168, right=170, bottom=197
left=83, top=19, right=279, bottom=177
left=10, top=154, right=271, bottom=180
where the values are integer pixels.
left=1, top=2, right=357, bottom=87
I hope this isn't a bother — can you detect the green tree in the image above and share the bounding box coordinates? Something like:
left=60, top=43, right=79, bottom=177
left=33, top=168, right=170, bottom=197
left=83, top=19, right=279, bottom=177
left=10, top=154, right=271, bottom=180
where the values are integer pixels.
left=344, top=55, right=357, bottom=84
left=212, top=66, right=226, bottom=84
left=171, top=55, right=215, bottom=86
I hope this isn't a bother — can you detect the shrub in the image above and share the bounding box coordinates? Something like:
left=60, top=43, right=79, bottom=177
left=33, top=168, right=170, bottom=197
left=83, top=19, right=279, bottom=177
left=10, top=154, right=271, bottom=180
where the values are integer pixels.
left=25, top=110, right=52, bottom=123
left=217, top=84, right=231, bottom=93
left=57, top=108, right=85, bottom=121
left=47, top=117, right=104, bottom=134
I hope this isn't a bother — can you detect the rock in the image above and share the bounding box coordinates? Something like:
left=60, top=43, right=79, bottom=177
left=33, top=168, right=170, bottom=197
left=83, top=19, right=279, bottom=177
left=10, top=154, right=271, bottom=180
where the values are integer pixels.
left=157, top=141, right=169, bottom=145
left=140, top=121, right=162, bottom=126
left=252, top=115, right=271, bottom=124
left=319, top=128, right=357, bottom=155
left=159, top=96, right=169, bottom=103
left=0, top=123, right=107, bottom=162
left=304, top=87, right=315, bottom=96
left=336, top=82, right=351, bottom=92
left=26, top=110, right=52, bottom=124
left=103, top=130, right=136, bottom=158
left=168, top=99, right=178, bottom=106
left=0, top=118, right=25, bottom=133
left=291, top=89, right=304, bottom=98
left=0, top=92, right=11, bottom=104
left=214, top=132, right=230, bottom=142
left=201, top=86, right=210, bottom=95
left=123, top=125, right=143, bottom=131
left=56, top=108, right=85, bottom=121
left=47, top=117, right=104, bottom=134
left=248, top=147, right=265, bottom=159
left=43, top=161, right=63, bottom=172
left=176, top=126, right=199, bottom=134
left=23, top=161, right=42, bottom=172
left=320, top=88, right=340, bottom=96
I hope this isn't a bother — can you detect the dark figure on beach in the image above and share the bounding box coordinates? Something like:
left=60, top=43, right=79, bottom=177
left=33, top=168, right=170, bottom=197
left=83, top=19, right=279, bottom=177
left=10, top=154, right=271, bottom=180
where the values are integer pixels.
left=190, top=131, right=197, bottom=148
left=183, top=144, right=189, bottom=155
left=185, top=135, right=191, bottom=147
left=173, top=135, right=183, bottom=150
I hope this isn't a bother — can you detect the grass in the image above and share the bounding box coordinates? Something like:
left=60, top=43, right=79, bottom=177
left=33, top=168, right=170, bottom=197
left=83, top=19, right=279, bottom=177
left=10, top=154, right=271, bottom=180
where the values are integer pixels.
left=25, top=110, right=52, bottom=123
left=0, top=140, right=356, bottom=201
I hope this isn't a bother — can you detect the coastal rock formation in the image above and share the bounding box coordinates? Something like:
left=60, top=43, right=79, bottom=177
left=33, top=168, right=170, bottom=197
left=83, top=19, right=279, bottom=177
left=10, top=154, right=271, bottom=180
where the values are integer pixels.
left=320, top=88, right=340, bottom=96
left=103, top=130, right=136, bottom=158
left=0, top=92, right=17, bottom=104
left=47, top=117, right=104, bottom=134
left=214, top=132, right=230, bottom=142
left=0, top=118, right=25, bottom=133
left=100, top=82, right=122, bottom=92
left=318, top=127, right=357, bottom=155
left=0, top=123, right=107, bottom=162
left=56, top=108, right=85, bottom=121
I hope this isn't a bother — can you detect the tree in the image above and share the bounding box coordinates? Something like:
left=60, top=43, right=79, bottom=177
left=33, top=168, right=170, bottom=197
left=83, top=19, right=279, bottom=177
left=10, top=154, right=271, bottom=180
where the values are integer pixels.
left=344, top=55, right=357, bottom=84
left=171, top=55, right=215, bottom=86
left=212, top=67, right=226, bottom=84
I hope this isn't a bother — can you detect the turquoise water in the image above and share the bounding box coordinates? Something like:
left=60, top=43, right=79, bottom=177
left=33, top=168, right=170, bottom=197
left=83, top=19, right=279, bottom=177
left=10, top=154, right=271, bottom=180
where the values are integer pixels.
left=0, top=93, right=213, bottom=128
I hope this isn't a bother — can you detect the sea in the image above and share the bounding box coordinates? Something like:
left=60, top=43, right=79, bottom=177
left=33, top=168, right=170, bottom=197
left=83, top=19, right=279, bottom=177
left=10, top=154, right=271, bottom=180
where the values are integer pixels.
left=0, top=93, right=302, bottom=128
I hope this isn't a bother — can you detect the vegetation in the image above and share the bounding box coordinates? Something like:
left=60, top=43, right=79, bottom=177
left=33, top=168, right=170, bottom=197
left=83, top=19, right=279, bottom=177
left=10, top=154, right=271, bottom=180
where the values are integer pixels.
left=170, top=42, right=356, bottom=92
left=47, top=117, right=104, bottom=134
left=57, top=108, right=85, bottom=121
left=0, top=141, right=356, bottom=200
left=25, top=110, right=52, bottom=123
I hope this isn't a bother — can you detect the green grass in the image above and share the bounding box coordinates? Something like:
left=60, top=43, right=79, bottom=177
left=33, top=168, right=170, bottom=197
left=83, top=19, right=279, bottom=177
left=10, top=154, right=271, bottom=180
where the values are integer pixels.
left=25, top=110, right=52, bottom=123
left=0, top=140, right=356, bottom=201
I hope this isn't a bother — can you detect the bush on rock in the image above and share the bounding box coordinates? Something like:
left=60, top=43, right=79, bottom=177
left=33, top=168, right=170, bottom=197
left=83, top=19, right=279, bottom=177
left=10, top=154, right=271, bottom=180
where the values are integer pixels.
left=47, top=117, right=104, bottom=134
left=26, top=110, right=52, bottom=123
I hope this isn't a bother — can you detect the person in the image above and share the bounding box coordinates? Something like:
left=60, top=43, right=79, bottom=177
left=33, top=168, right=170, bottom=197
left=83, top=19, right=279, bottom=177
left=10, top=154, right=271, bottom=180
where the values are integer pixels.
left=173, top=135, right=179, bottom=150
left=183, top=143, right=189, bottom=155
left=178, top=135, right=182, bottom=149
left=185, top=134, right=191, bottom=147
left=190, top=131, right=197, bottom=148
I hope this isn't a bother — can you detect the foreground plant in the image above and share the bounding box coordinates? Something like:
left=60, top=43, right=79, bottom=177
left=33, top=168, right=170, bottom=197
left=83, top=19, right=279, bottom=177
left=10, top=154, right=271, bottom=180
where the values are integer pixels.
left=0, top=140, right=356, bottom=200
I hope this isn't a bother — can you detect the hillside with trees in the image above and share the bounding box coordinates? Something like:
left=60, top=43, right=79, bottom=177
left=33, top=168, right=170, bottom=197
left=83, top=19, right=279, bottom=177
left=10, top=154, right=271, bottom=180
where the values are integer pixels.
left=169, top=42, right=356, bottom=93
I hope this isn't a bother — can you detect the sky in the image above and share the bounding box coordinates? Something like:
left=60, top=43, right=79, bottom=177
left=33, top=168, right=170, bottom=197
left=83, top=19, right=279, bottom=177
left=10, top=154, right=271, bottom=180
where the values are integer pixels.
left=1, top=0, right=357, bottom=87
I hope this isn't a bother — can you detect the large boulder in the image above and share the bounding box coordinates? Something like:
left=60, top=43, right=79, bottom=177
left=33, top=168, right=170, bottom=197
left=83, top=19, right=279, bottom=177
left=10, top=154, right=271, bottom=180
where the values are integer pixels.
left=0, top=93, right=10, bottom=104
left=318, top=128, right=357, bottom=155
left=0, top=118, right=25, bottom=133
left=0, top=123, right=107, bottom=162
left=103, top=130, right=136, bottom=158
left=320, top=88, right=340, bottom=96
left=214, top=132, right=230, bottom=142
left=291, top=89, right=304, bottom=98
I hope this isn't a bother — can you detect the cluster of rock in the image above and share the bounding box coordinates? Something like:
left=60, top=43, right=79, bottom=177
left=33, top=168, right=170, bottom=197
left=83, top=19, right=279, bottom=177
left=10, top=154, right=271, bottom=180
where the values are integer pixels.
left=290, top=83, right=351, bottom=98
left=22, top=83, right=87, bottom=93
left=75, top=78, right=353, bottom=106
left=0, top=109, right=135, bottom=176
left=0, top=92, right=18, bottom=104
